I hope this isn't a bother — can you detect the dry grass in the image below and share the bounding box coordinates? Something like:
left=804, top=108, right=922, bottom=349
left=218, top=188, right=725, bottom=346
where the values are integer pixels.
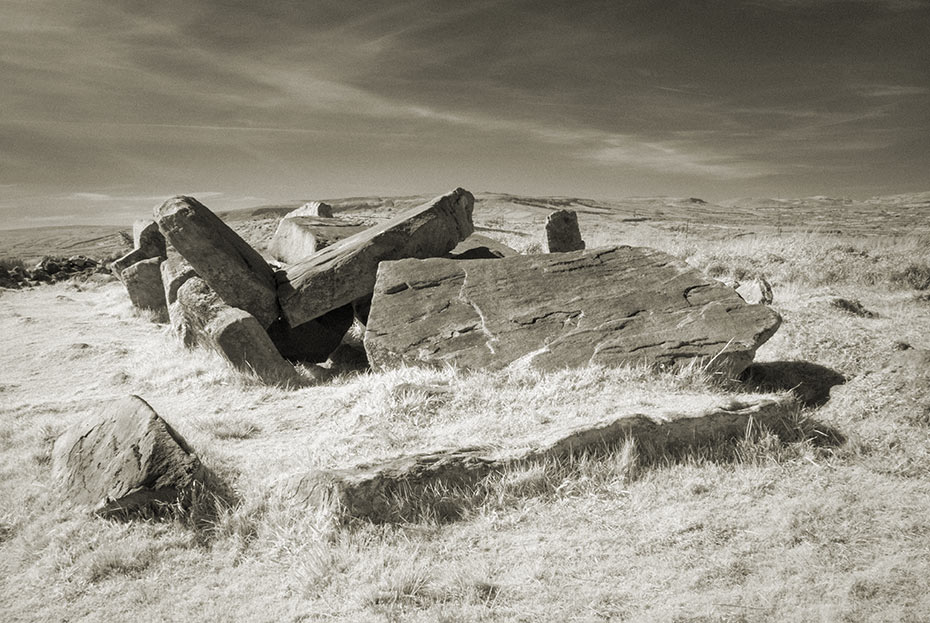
left=2, top=214, right=930, bottom=621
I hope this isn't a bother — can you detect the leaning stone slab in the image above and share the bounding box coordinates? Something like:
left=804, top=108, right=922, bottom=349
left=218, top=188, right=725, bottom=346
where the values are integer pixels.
left=155, top=196, right=279, bottom=327
left=269, top=215, right=369, bottom=264
left=277, top=397, right=792, bottom=523
left=176, top=276, right=300, bottom=384
left=121, top=257, right=167, bottom=315
left=51, top=395, right=204, bottom=518
left=364, top=246, right=781, bottom=376
left=546, top=209, right=585, bottom=252
left=277, top=188, right=475, bottom=327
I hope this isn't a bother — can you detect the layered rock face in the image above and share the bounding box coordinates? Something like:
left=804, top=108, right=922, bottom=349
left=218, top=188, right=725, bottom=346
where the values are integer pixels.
left=277, top=188, right=475, bottom=326
left=364, top=246, right=781, bottom=376
left=155, top=196, right=280, bottom=328
left=51, top=395, right=204, bottom=517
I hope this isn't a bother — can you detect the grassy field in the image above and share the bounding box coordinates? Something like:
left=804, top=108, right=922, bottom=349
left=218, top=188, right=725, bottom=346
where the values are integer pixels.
left=1, top=195, right=930, bottom=621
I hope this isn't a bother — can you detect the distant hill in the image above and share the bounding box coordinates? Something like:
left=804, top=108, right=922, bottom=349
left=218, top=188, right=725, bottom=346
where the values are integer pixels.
left=3, top=190, right=929, bottom=264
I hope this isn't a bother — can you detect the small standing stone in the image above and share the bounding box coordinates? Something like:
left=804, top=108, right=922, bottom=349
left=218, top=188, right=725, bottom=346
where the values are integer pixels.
left=545, top=209, right=585, bottom=253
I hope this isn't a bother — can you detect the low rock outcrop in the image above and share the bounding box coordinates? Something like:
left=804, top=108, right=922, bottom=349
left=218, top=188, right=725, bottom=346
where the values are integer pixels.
left=364, top=246, right=781, bottom=376
left=51, top=395, right=204, bottom=517
left=277, top=188, right=475, bottom=326
left=545, top=209, right=585, bottom=252
left=155, top=196, right=280, bottom=328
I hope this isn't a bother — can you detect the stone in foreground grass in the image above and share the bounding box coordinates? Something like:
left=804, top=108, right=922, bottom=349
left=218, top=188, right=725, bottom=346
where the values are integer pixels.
left=51, top=395, right=205, bottom=518
left=279, top=397, right=795, bottom=523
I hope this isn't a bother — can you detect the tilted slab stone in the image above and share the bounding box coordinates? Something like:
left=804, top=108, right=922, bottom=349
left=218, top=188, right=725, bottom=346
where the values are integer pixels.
left=269, top=215, right=369, bottom=264
left=278, top=398, right=792, bottom=523
left=121, top=257, right=167, bottom=315
left=546, top=209, right=585, bottom=252
left=277, top=188, right=475, bottom=326
left=364, top=246, right=781, bottom=376
left=176, top=276, right=300, bottom=384
left=155, top=196, right=279, bottom=327
left=51, top=395, right=204, bottom=517
left=447, top=233, right=518, bottom=260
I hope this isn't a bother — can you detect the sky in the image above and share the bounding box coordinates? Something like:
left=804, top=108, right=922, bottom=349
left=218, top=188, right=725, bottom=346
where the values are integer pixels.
left=2, top=0, right=929, bottom=228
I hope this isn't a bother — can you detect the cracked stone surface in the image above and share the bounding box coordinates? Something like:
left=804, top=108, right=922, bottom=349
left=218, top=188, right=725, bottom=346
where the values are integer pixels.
left=51, top=395, right=204, bottom=517
left=277, top=397, right=792, bottom=523
left=364, top=246, right=781, bottom=375
left=276, top=188, right=474, bottom=326
left=155, top=195, right=280, bottom=328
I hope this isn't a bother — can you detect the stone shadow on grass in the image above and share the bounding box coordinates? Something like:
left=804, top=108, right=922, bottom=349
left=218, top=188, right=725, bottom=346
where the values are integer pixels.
left=740, top=360, right=847, bottom=407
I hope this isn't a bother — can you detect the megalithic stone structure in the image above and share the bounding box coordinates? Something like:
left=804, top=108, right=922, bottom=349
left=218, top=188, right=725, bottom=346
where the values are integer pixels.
left=276, top=188, right=475, bottom=327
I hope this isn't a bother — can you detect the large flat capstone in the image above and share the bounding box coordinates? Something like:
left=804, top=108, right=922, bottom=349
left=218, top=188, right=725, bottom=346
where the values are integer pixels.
left=364, top=246, right=781, bottom=376
left=155, top=196, right=280, bottom=327
left=276, top=188, right=475, bottom=326
left=51, top=395, right=204, bottom=517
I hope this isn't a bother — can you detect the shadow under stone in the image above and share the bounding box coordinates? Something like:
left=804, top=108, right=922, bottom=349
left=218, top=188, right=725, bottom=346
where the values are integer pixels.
left=741, top=360, right=847, bottom=407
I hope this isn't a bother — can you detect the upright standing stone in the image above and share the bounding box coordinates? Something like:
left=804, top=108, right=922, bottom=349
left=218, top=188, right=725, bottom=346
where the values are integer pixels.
left=364, top=246, right=781, bottom=376
left=155, top=196, right=280, bottom=328
left=121, top=257, right=167, bottom=315
left=545, top=209, right=585, bottom=252
left=277, top=188, right=475, bottom=327
left=51, top=395, right=204, bottom=517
